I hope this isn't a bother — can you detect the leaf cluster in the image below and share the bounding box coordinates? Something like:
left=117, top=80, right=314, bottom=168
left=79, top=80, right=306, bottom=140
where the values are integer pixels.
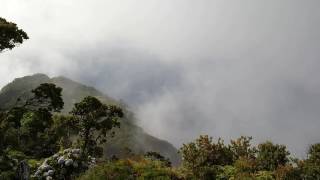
left=0, top=17, right=28, bottom=52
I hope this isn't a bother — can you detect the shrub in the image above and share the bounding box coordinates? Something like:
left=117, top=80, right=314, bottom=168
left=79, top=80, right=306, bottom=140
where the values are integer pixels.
left=256, top=141, right=290, bottom=171
left=179, top=135, right=233, bottom=178
left=78, top=157, right=182, bottom=180
left=32, top=148, right=96, bottom=180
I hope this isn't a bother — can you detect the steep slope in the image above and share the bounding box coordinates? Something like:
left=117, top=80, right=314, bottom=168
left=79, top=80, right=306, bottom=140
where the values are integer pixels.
left=0, top=74, right=180, bottom=165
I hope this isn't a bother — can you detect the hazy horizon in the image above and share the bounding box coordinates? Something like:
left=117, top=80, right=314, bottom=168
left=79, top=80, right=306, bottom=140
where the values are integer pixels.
left=1, top=0, right=320, bottom=158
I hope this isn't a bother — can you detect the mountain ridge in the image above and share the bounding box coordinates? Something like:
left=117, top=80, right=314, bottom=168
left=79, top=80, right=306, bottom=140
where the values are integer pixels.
left=0, top=73, right=181, bottom=165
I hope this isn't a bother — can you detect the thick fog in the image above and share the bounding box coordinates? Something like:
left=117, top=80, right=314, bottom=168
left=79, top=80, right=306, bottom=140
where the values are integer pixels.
left=1, top=0, right=320, bottom=157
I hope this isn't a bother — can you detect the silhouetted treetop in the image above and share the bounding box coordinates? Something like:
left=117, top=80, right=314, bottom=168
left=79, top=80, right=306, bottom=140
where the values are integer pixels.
left=0, top=17, right=28, bottom=52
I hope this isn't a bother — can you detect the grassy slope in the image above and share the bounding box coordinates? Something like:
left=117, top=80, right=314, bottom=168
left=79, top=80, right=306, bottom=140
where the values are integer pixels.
left=0, top=74, right=180, bottom=165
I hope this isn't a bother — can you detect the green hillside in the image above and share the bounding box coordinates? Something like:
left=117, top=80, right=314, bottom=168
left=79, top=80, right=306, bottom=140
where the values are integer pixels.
left=0, top=73, right=180, bottom=165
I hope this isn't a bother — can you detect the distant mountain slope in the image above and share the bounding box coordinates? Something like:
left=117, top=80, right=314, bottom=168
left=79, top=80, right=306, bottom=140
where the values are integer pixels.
left=0, top=74, right=180, bottom=165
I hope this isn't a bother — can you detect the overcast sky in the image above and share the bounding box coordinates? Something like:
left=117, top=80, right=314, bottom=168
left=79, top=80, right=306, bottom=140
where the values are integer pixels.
left=1, top=0, right=320, bottom=157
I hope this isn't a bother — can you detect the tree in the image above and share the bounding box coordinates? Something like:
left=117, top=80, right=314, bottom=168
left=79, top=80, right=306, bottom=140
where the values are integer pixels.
left=256, top=141, right=290, bottom=171
left=52, top=114, right=78, bottom=150
left=0, top=83, right=64, bottom=178
left=274, top=164, right=303, bottom=180
left=70, top=96, right=123, bottom=157
left=1, top=83, right=64, bottom=157
left=22, top=83, right=64, bottom=112
left=0, top=17, right=28, bottom=52
left=179, top=135, right=233, bottom=179
left=7, top=83, right=63, bottom=134
left=300, top=143, right=320, bottom=179
left=0, top=111, right=13, bottom=153
left=229, top=136, right=256, bottom=161
left=307, top=143, right=320, bottom=165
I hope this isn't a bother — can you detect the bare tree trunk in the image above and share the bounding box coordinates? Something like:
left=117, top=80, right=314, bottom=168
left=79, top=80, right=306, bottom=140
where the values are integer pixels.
left=16, top=160, right=30, bottom=180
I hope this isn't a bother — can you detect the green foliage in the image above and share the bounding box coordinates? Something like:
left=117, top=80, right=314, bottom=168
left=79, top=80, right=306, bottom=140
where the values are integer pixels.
left=77, top=157, right=182, bottom=180
left=274, top=164, right=302, bottom=180
left=0, top=170, right=15, bottom=180
left=255, top=171, right=274, bottom=180
left=307, top=143, right=320, bottom=165
left=16, top=83, right=64, bottom=114
left=6, top=149, right=27, bottom=161
left=234, top=157, right=257, bottom=174
left=0, top=83, right=64, bottom=160
left=20, top=110, right=52, bottom=133
left=0, top=151, right=18, bottom=172
left=70, top=96, right=123, bottom=156
left=5, top=107, right=25, bottom=128
left=178, top=135, right=308, bottom=179
left=216, top=165, right=236, bottom=180
left=179, top=135, right=233, bottom=179
left=0, top=74, right=181, bottom=165
left=0, top=149, right=28, bottom=179
left=229, top=136, right=256, bottom=160
left=256, top=141, right=290, bottom=171
left=27, top=159, right=42, bottom=173
left=78, top=161, right=134, bottom=180
left=30, top=83, right=64, bottom=112
left=0, top=17, right=28, bottom=52
left=144, top=151, right=172, bottom=167
left=0, top=111, right=19, bottom=151
left=1, top=75, right=320, bottom=179
left=299, top=143, right=320, bottom=179
left=52, top=114, right=78, bottom=150
left=302, top=163, right=320, bottom=180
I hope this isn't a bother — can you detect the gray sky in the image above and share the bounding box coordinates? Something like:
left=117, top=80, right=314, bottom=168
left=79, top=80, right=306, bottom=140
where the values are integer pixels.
left=1, top=0, right=320, bottom=157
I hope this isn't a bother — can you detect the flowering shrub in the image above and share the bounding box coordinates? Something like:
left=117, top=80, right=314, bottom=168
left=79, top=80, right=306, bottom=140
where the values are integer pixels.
left=32, top=148, right=96, bottom=180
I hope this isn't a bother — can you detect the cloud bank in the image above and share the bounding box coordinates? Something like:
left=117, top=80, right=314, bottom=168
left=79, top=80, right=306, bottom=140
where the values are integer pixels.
left=1, top=0, right=320, bottom=157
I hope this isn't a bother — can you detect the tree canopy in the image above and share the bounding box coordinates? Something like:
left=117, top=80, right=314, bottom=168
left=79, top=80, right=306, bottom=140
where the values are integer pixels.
left=70, top=96, right=123, bottom=157
left=0, top=17, right=28, bottom=52
left=0, top=84, right=126, bottom=179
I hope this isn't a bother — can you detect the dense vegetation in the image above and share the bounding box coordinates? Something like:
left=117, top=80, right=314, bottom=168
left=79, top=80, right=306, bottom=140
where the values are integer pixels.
left=0, top=82, right=124, bottom=179
left=0, top=74, right=180, bottom=166
left=75, top=136, right=320, bottom=180
left=177, top=135, right=320, bottom=179
left=1, top=17, right=320, bottom=179
left=1, top=81, right=320, bottom=180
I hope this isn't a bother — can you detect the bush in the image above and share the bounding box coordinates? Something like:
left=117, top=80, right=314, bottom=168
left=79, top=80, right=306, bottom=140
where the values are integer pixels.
left=234, top=157, right=257, bottom=174
left=256, top=141, right=290, bottom=171
left=216, top=165, right=236, bottom=179
left=32, top=148, right=96, bottom=180
left=179, top=135, right=233, bottom=178
left=255, top=171, right=274, bottom=180
left=78, top=157, right=182, bottom=180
